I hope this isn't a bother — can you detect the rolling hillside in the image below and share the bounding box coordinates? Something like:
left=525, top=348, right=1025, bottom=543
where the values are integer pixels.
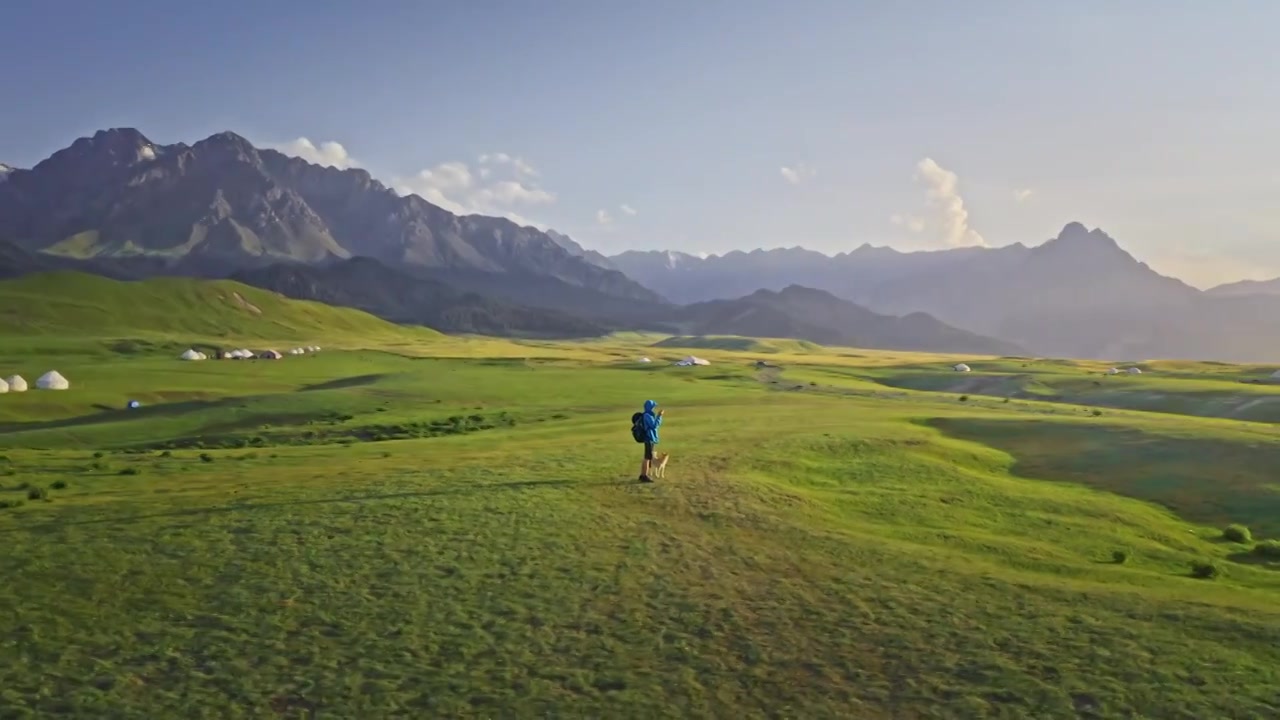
left=0, top=271, right=436, bottom=343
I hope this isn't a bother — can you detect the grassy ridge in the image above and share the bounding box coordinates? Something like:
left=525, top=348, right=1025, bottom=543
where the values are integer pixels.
left=0, top=271, right=439, bottom=345
left=2, top=322, right=1280, bottom=715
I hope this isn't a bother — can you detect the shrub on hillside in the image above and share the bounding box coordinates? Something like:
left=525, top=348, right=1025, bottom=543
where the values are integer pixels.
left=199, top=453, right=215, bottom=463
left=0, top=499, right=24, bottom=509
left=1253, top=540, right=1280, bottom=559
left=49, top=480, right=68, bottom=490
left=118, top=467, right=140, bottom=476
left=1223, top=524, right=1252, bottom=543
left=1190, top=561, right=1221, bottom=580
left=958, top=395, right=969, bottom=402
left=1111, top=550, right=1130, bottom=565
left=26, top=486, right=47, bottom=501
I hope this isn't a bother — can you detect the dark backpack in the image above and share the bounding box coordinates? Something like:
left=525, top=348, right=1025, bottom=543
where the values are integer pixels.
left=630, top=412, right=647, bottom=443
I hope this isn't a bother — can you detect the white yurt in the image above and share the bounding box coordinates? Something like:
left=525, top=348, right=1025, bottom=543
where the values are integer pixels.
left=5, top=375, right=27, bottom=392
left=1126, top=367, right=1143, bottom=375
left=953, top=363, right=972, bottom=372
left=180, top=348, right=204, bottom=361
left=0, top=377, right=8, bottom=393
left=675, top=355, right=711, bottom=366
left=37, top=371, right=70, bottom=390
left=1269, top=370, right=1280, bottom=380
left=638, top=357, right=651, bottom=363
left=1105, top=367, right=1120, bottom=375
left=289, top=348, right=305, bottom=355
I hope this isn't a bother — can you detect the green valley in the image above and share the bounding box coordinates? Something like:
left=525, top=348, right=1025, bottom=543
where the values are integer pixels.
left=1, top=275, right=1279, bottom=718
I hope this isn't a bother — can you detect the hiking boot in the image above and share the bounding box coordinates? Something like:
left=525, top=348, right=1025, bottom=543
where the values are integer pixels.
left=639, top=475, right=653, bottom=483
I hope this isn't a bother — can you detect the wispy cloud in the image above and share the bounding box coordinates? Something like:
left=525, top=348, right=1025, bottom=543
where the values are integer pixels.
left=890, top=214, right=926, bottom=233
left=779, top=164, right=816, bottom=185
left=619, top=203, right=637, bottom=216
left=896, top=158, right=985, bottom=247
left=271, top=137, right=360, bottom=170
left=1013, top=188, right=1034, bottom=203
left=393, top=152, right=556, bottom=229
left=596, top=209, right=613, bottom=225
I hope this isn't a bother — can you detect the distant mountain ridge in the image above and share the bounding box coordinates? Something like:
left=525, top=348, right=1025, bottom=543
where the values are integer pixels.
left=671, top=285, right=1023, bottom=356
left=1206, top=277, right=1280, bottom=298
left=611, top=223, right=1280, bottom=361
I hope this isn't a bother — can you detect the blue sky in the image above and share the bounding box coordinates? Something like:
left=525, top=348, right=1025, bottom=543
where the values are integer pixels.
left=2, top=0, right=1278, bottom=287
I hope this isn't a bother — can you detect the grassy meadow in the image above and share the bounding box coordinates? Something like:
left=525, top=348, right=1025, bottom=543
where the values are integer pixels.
left=2, top=279, right=1280, bottom=718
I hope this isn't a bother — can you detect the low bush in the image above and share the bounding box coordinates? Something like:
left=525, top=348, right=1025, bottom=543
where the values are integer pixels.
left=118, top=467, right=141, bottom=476
left=1223, top=524, right=1252, bottom=544
left=0, top=499, right=24, bottom=509
left=27, top=486, right=47, bottom=501
left=1190, top=561, right=1221, bottom=580
left=49, top=480, right=68, bottom=490
left=1253, top=540, right=1280, bottom=559
left=1111, top=550, right=1130, bottom=565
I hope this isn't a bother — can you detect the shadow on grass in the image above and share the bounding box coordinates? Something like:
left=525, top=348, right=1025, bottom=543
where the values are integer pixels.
left=924, top=418, right=1280, bottom=537
left=298, top=374, right=387, bottom=392
left=1228, top=551, right=1280, bottom=571
left=0, top=396, right=255, bottom=435
left=0, top=478, right=576, bottom=535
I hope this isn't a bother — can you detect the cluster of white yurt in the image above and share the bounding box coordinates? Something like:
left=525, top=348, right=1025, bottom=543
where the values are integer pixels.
left=0, top=372, right=63, bottom=392
left=674, top=355, right=711, bottom=366
left=180, top=348, right=208, bottom=361
left=219, top=346, right=318, bottom=360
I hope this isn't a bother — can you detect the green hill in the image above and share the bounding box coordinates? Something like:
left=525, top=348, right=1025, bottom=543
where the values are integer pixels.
left=652, top=334, right=825, bottom=354
left=0, top=271, right=438, bottom=345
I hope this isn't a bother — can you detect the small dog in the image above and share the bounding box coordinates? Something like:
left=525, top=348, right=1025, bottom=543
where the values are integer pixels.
left=652, top=452, right=670, bottom=479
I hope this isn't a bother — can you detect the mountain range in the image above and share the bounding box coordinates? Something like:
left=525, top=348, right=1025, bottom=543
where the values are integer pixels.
left=612, top=224, right=1280, bottom=362
left=5, top=128, right=1280, bottom=361
left=0, top=128, right=1015, bottom=355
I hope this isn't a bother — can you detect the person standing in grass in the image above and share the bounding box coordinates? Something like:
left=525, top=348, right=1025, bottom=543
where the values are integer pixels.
left=632, top=399, right=664, bottom=483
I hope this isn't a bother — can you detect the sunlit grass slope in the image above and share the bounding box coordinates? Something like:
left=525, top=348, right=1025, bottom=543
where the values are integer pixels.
left=1, top=292, right=1279, bottom=717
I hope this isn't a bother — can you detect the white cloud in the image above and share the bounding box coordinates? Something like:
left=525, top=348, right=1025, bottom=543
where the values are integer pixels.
left=393, top=153, right=556, bottom=228
left=780, top=164, right=816, bottom=185
left=898, top=158, right=985, bottom=247
left=596, top=209, right=613, bottom=225
left=273, top=137, right=360, bottom=170
left=1013, top=188, right=1034, bottom=203
left=479, top=152, right=538, bottom=178
left=890, top=214, right=926, bottom=233
left=620, top=204, right=637, bottom=216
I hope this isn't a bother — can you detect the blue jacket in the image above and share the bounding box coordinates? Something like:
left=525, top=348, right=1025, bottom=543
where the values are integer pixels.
left=642, top=399, right=662, bottom=444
